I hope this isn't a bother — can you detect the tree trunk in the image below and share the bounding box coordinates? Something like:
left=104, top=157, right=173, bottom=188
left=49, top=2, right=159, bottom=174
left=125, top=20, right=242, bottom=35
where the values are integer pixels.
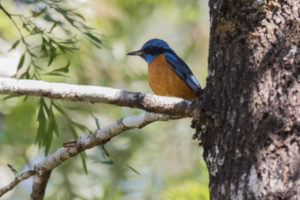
left=194, top=0, right=300, bottom=199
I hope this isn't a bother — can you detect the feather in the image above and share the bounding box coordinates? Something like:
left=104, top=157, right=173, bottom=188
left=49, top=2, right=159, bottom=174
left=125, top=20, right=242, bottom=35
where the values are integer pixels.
left=164, top=52, right=201, bottom=90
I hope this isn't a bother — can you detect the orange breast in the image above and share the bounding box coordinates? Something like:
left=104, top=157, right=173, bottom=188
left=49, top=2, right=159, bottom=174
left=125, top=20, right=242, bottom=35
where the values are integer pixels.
left=148, top=54, right=196, bottom=99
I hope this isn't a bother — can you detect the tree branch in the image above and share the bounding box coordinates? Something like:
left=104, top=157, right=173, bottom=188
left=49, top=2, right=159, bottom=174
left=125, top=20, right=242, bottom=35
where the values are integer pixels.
left=0, top=169, right=35, bottom=197
left=0, top=78, right=199, bottom=118
left=29, top=112, right=180, bottom=200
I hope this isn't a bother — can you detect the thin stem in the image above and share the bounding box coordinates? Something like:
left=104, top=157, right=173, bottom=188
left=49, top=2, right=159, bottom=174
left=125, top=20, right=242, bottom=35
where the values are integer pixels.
left=0, top=4, right=37, bottom=78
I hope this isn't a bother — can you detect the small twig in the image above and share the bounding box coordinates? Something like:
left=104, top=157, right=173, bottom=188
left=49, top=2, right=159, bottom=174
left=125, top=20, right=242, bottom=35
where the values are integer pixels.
left=0, top=4, right=38, bottom=77
left=0, top=4, right=26, bottom=43
left=0, top=4, right=12, bottom=19
left=0, top=170, right=35, bottom=197
left=7, top=164, right=18, bottom=177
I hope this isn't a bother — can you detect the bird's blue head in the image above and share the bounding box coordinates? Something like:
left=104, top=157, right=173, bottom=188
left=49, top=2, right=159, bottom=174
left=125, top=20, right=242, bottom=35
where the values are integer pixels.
left=127, top=39, right=173, bottom=63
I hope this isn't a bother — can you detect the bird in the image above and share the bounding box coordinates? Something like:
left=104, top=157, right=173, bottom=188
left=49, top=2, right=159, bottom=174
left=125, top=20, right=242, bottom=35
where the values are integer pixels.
left=127, top=38, right=201, bottom=100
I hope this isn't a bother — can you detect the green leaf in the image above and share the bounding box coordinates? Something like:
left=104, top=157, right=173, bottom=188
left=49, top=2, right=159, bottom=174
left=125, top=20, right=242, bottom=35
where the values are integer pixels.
left=72, top=121, right=88, bottom=132
left=69, top=124, right=78, bottom=138
left=45, top=103, right=59, bottom=137
left=96, top=146, right=114, bottom=165
left=36, top=99, right=46, bottom=145
left=98, top=145, right=109, bottom=158
left=29, top=51, right=38, bottom=57
left=36, top=99, right=59, bottom=155
left=74, top=12, right=85, bottom=20
left=44, top=120, right=53, bottom=155
left=49, top=21, right=58, bottom=33
left=91, top=113, right=100, bottom=129
left=65, top=16, right=75, bottom=26
left=52, top=102, right=70, bottom=120
left=79, top=152, right=88, bottom=174
left=19, top=71, right=29, bottom=79
left=61, top=38, right=77, bottom=44
left=51, top=114, right=59, bottom=137
left=33, top=65, right=42, bottom=70
left=40, top=98, right=50, bottom=116
left=9, top=40, right=20, bottom=52
left=32, top=7, right=47, bottom=17
left=85, top=32, right=101, bottom=43
left=126, top=164, right=140, bottom=175
left=17, top=53, right=26, bottom=71
left=98, top=160, right=114, bottom=165
left=22, top=23, right=31, bottom=32
left=84, top=32, right=101, bottom=48
left=46, top=72, right=66, bottom=76
left=50, top=61, right=70, bottom=73
left=41, top=38, right=48, bottom=54
left=48, top=48, right=56, bottom=66
left=38, top=98, right=46, bottom=117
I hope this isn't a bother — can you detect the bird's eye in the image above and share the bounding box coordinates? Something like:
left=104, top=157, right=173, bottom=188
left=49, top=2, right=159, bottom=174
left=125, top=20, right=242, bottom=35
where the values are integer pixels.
left=144, top=47, right=153, bottom=53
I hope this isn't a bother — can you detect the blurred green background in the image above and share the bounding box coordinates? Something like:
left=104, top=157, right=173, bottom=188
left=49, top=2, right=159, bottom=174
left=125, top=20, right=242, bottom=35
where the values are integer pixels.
left=0, top=0, right=209, bottom=199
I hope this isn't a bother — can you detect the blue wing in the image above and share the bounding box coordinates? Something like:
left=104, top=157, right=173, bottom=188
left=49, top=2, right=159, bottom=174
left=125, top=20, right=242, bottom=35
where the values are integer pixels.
left=164, top=52, right=201, bottom=90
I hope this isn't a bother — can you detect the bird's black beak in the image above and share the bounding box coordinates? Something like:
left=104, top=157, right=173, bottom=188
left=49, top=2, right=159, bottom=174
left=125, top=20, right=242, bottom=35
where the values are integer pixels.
left=127, top=50, right=145, bottom=56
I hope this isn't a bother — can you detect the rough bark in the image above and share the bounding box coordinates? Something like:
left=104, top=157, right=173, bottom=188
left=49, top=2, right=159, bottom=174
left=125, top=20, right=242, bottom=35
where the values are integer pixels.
left=194, top=0, right=300, bottom=199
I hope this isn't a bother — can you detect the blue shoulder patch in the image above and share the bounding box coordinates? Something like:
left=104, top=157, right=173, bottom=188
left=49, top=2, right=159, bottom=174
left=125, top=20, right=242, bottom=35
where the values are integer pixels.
left=164, top=52, right=201, bottom=90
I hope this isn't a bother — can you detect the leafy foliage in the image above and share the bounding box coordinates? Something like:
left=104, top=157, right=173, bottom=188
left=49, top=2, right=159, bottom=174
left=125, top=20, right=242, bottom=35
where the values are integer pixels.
left=0, top=0, right=102, bottom=171
left=0, top=0, right=209, bottom=199
left=3, top=0, right=101, bottom=79
left=1, top=0, right=100, bottom=139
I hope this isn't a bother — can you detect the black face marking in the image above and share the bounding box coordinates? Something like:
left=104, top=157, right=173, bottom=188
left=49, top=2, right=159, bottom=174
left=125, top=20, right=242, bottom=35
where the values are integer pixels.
left=142, top=46, right=172, bottom=55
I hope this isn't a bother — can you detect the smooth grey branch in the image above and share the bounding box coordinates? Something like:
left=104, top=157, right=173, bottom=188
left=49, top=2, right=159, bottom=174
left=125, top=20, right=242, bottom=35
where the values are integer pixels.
left=0, top=78, right=199, bottom=118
